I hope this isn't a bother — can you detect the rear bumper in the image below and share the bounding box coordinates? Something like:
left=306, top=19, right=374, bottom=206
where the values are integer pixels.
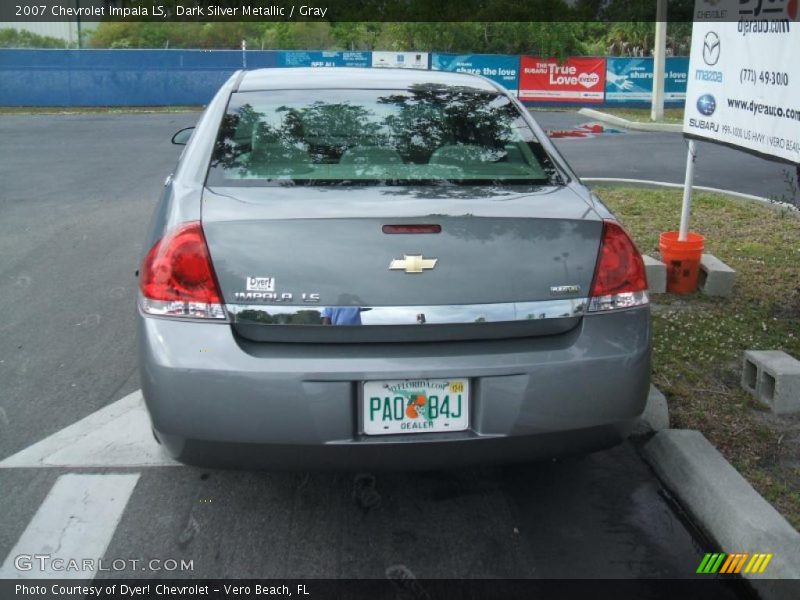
left=138, top=308, right=650, bottom=469
left=157, top=425, right=632, bottom=470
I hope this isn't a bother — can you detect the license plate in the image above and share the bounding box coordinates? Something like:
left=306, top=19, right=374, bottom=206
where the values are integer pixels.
left=362, top=378, right=469, bottom=435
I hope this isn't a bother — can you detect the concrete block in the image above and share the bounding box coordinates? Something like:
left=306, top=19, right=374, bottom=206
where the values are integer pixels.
left=742, top=350, right=800, bottom=414
left=631, top=384, right=670, bottom=435
left=643, top=255, right=666, bottom=294
left=698, top=253, right=735, bottom=297
left=644, top=429, right=800, bottom=597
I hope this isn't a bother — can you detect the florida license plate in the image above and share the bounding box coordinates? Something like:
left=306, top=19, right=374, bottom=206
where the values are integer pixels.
left=362, top=378, right=469, bottom=435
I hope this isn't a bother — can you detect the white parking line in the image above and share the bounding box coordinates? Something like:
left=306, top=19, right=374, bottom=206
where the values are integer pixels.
left=0, top=391, right=179, bottom=468
left=0, top=473, right=140, bottom=579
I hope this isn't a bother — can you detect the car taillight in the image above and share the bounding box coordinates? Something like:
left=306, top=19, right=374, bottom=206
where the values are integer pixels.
left=139, top=222, right=226, bottom=320
left=588, top=219, right=649, bottom=312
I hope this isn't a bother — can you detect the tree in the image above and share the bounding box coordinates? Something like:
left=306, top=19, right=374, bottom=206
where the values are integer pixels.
left=0, top=28, right=74, bottom=48
left=329, top=23, right=384, bottom=51
left=605, top=22, right=655, bottom=56
left=84, top=20, right=692, bottom=58
left=267, top=22, right=335, bottom=50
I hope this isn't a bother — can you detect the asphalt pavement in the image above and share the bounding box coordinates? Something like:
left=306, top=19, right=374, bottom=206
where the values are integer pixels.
left=0, top=110, right=781, bottom=588
left=534, top=110, right=791, bottom=199
left=0, top=447, right=736, bottom=583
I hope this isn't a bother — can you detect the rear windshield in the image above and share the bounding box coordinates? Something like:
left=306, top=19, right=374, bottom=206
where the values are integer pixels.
left=206, top=86, right=562, bottom=187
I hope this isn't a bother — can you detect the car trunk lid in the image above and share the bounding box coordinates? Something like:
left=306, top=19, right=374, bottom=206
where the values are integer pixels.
left=201, top=185, right=602, bottom=342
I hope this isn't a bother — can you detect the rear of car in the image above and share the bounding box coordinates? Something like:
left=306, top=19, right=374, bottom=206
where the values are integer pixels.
left=137, top=68, right=650, bottom=469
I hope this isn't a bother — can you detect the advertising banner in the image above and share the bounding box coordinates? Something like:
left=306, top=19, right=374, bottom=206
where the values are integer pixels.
left=665, top=57, right=689, bottom=102
left=519, top=56, right=606, bottom=103
left=605, top=58, right=653, bottom=103
left=277, top=51, right=370, bottom=68
left=684, top=0, right=800, bottom=164
left=431, top=53, right=520, bottom=95
left=605, top=57, right=688, bottom=103
left=371, top=51, right=429, bottom=70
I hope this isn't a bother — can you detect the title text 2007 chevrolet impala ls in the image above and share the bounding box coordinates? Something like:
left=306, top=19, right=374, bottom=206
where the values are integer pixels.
left=137, top=67, right=650, bottom=468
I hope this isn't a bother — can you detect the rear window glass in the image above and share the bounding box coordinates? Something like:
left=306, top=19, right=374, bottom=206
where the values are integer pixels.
left=206, top=86, right=562, bottom=187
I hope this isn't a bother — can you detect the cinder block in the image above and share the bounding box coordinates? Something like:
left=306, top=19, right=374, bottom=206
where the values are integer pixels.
left=742, top=350, right=800, bottom=414
left=698, top=253, right=735, bottom=297
left=642, top=255, right=666, bottom=294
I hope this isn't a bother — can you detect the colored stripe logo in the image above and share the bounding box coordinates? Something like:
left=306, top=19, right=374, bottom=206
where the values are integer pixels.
left=697, top=553, right=773, bottom=574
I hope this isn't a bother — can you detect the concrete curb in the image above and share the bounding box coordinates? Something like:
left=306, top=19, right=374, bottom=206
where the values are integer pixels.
left=583, top=177, right=777, bottom=206
left=643, top=430, right=800, bottom=598
left=578, top=108, right=684, bottom=133
left=631, top=384, right=670, bottom=436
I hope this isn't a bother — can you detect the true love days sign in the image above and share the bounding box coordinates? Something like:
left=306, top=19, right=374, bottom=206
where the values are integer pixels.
left=519, top=56, right=606, bottom=103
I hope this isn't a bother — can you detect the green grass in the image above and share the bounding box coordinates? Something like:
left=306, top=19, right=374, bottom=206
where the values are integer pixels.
left=599, top=107, right=684, bottom=124
left=600, top=186, right=800, bottom=529
left=0, top=106, right=202, bottom=115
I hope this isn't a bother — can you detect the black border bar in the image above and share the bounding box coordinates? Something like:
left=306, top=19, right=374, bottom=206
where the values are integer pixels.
left=2, top=0, right=700, bottom=23
left=0, top=578, right=778, bottom=600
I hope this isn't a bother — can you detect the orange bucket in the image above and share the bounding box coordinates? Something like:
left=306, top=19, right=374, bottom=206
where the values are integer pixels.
left=659, top=231, right=705, bottom=293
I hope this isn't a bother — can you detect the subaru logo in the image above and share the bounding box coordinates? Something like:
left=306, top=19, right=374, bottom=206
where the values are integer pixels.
left=697, top=94, right=717, bottom=116
left=703, top=32, right=721, bottom=66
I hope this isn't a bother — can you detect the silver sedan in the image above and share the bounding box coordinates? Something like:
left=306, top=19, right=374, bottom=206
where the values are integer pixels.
left=137, top=67, right=650, bottom=469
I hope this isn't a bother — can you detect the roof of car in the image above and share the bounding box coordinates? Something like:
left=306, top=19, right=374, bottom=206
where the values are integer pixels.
left=237, top=67, right=501, bottom=93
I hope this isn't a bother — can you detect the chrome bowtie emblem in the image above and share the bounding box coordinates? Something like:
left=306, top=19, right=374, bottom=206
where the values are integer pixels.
left=389, top=254, right=438, bottom=273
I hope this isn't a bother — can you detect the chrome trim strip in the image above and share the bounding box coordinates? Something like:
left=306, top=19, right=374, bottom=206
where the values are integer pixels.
left=226, top=298, right=588, bottom=326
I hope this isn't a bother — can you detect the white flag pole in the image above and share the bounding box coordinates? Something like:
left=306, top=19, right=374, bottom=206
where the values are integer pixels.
left=651, top=0, right=667, bottom=121
left=679, top=140, right=697, bottom=241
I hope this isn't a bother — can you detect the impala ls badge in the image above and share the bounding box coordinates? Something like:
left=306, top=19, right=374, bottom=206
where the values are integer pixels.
left=550, top=285, right=581, bottom=296
left=389, top=254, right=438, bottom=273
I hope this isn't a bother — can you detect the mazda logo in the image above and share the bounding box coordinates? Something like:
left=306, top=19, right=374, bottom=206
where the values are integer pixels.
left=703, top=32, right=721, bottom=66
left=697, top=94, right=717, bottom=116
